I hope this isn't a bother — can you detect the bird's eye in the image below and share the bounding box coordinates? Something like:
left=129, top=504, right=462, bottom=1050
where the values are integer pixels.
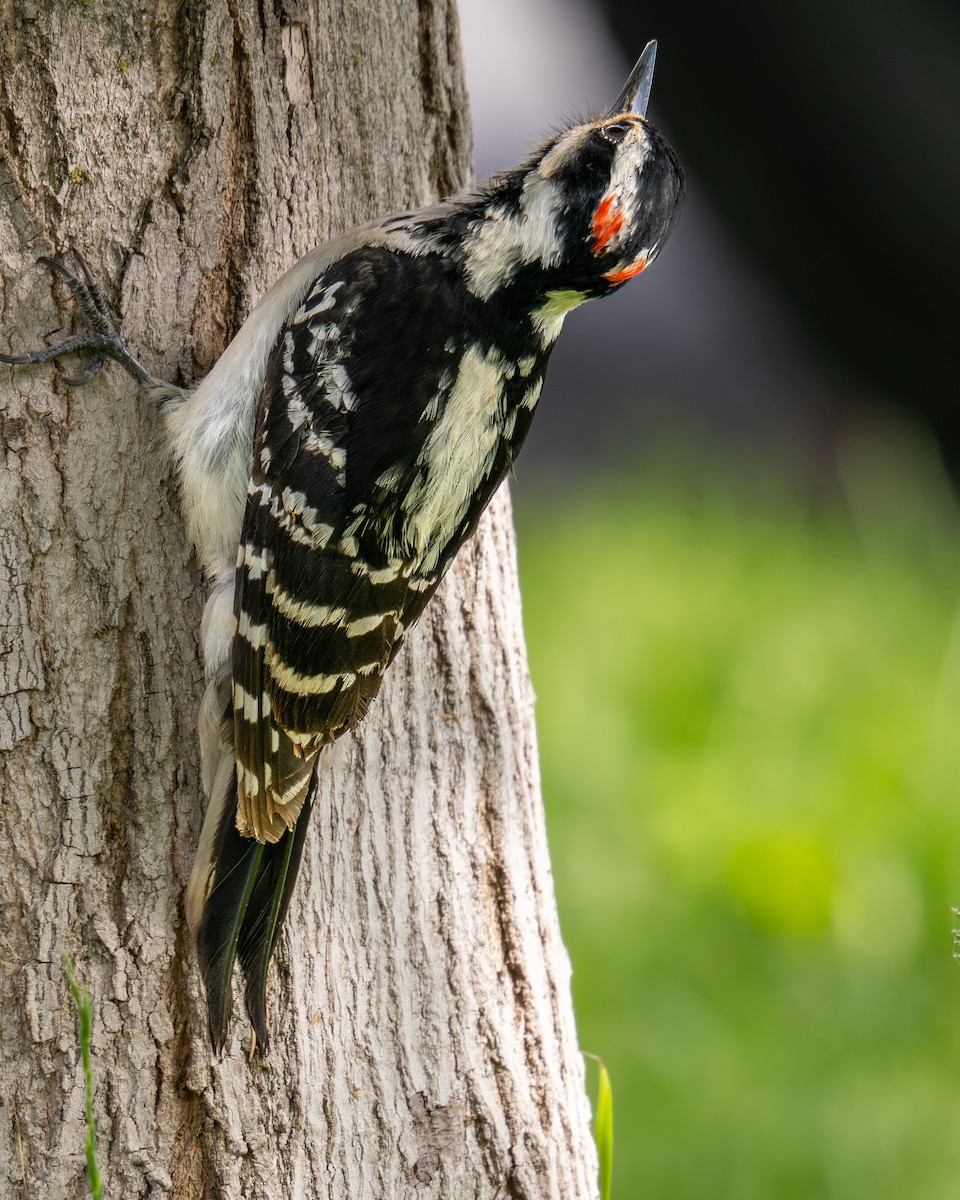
left=600, top=121, right=631, bottom=144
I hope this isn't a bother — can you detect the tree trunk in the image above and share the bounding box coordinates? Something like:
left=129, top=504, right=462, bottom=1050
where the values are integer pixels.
left=0, top=3, right=598, bottom=1197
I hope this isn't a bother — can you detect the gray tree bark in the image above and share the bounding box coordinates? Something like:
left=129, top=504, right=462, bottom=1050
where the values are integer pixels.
left=0, top=3, right=598, bottom=1197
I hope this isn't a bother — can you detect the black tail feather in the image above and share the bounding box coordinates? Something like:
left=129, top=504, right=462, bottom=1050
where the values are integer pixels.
left=195, top=773, right=315, bottom=1052
left=195, top=778, right=265, bottom=1050
left=237, top=793, right=314, bottom=1049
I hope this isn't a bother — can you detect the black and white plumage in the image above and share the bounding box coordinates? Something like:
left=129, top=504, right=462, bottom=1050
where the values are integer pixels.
left=1, top=42, right=683, bottom=1051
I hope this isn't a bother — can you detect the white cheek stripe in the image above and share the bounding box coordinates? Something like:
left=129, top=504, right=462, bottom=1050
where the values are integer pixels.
left=464, top=175, right=564, bottom=300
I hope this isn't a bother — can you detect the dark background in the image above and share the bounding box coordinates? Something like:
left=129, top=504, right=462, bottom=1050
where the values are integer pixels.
left=460, top=0, right=960, bottom=481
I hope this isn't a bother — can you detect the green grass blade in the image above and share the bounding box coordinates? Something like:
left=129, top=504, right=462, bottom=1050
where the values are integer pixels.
left=585, top=1052, right=614, bottom=1200
left=63, top=954, right=103, bottom=1200
left=595, top=1059, right=614, bottom=1200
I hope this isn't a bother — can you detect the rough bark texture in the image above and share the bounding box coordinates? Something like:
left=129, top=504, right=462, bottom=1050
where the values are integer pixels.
left=0, top=3, right=598, bottom=1197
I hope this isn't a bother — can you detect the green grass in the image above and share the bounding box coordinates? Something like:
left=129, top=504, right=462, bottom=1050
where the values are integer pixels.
left=63, top=955, right=103, bottom=1200
left=586, top=1053, right=615, bottom=1200
left=515, top=444, right=960, bottom=1200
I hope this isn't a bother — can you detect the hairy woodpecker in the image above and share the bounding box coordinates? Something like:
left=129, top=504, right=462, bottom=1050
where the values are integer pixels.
left=1, top=42, right=683, bottom=1051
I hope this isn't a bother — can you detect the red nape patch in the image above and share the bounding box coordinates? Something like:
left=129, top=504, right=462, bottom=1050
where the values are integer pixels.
left=605, top=256, right=647, bottom=285
left=590, top=192, right=626, bottom=254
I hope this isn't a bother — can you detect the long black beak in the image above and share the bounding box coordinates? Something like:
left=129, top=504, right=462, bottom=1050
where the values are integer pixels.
left=608, top=39, right=658, bottom=120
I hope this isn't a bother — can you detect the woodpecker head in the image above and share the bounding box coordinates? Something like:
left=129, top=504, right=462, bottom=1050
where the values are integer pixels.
left=459, top=42, right=684, bottom=315
left=540, top=42, right=684, bottom=295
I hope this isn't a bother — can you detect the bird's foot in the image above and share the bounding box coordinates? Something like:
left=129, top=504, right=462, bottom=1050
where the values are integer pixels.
left=0, top=248, right=153, bottom=387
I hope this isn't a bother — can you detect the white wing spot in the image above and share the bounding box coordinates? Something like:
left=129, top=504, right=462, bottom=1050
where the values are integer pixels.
left=295, top=280, right=345, bottom=320
left=237, top=611, right=267, bottom=650
left=266, top=656, right=355, bottom=696
left=233, top=681, right=269, bottom=724
left=269, top=585, right=346, bottom=628
left=346, top=613, right=387, bottom=638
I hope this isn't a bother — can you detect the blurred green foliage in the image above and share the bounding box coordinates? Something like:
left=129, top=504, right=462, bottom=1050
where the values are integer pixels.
left=514, top=440, right=960, bottom=1200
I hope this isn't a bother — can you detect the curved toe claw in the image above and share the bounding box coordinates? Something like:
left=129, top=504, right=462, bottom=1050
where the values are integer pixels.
left=37, top=251, right=118, bottom=340
left=72, top=251, right=114, bottom=328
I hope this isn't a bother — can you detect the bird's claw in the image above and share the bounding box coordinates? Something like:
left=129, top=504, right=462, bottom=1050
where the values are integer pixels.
left=0, top=248, right=152, bottom=387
